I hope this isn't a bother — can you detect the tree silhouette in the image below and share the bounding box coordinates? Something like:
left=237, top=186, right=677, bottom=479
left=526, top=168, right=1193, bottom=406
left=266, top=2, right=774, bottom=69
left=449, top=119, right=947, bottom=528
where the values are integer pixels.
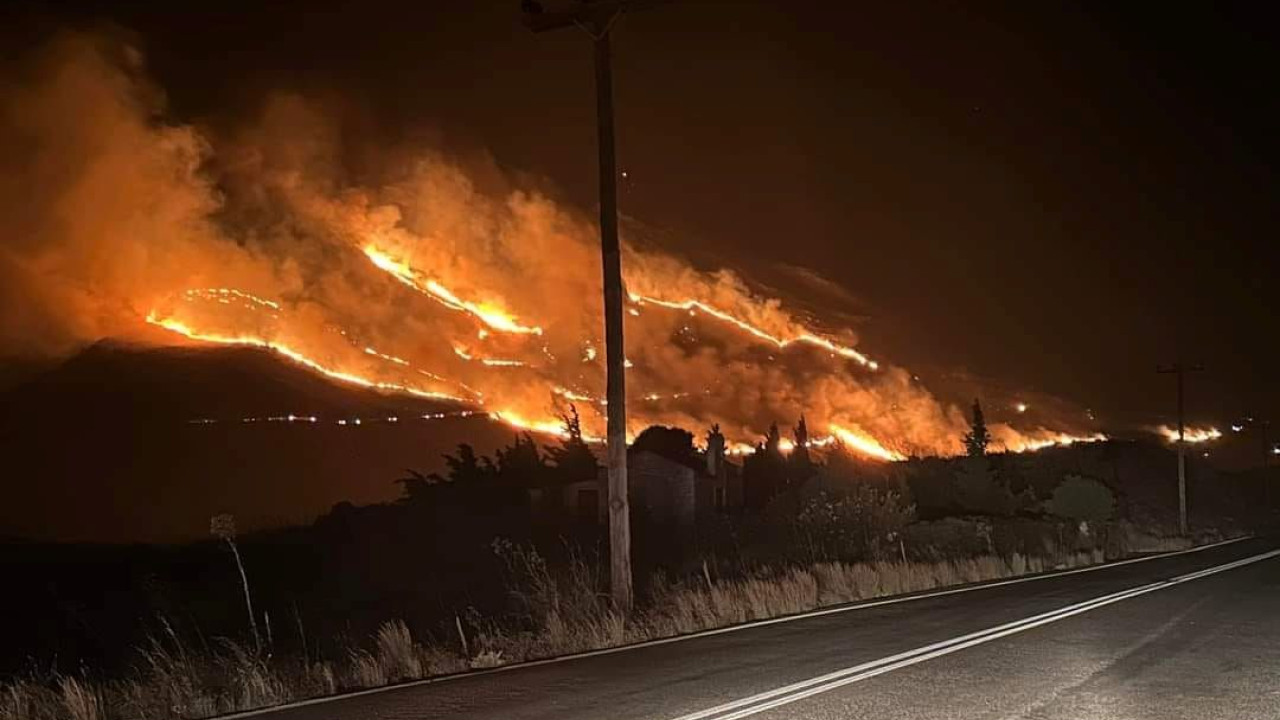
left=394, top=469, right=437, bottom=502
left=632, top=424, right=699, bottom=468
left=545, top=405, right=599, bottom=483
left=443, top=443, right=496, bottom=484
left=744, top=422, right=789, bottom=508
left=705, top=423, right=726, bottom=475
left=789, top=414, right=817, bottom=482
left=963, top=399, right=991, bottom=457
left=495, top=432, right=546, bottom=482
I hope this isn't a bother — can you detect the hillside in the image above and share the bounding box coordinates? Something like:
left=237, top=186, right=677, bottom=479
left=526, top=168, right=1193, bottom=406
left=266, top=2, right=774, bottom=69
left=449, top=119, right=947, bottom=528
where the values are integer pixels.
left=0, top=342, right=517, bottom=541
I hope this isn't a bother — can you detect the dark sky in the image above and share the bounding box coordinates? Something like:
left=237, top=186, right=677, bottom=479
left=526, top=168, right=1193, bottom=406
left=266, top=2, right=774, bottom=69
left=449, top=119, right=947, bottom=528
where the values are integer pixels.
left=6, top=0, right=1278, bottom=429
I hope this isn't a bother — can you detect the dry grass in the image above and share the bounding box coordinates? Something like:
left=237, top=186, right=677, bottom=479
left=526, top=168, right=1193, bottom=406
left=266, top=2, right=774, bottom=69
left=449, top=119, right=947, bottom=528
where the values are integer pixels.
left=58, top=677, right=103, bottom=720
left=0, top=527, right=1184, bottom=720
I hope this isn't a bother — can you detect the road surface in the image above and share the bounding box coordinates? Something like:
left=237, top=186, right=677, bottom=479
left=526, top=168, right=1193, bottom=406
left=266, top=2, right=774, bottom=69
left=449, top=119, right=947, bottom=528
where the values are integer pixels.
left=233, top=536, right=1280, bottom=720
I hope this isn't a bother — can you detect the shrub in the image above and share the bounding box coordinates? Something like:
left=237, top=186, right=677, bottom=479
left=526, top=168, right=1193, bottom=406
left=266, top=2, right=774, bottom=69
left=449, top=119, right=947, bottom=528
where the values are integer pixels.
left=952, top=458, right=1017, bottom=516
left=1046, top=475, right=1115, bottom=522
left=794, top=478, right=914, bottom=562
left=902, top=518, right=992, bottom=560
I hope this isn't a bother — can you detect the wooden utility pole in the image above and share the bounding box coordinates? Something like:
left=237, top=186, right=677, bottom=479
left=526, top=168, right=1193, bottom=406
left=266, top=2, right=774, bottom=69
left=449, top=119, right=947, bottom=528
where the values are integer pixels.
left=523, top=0, right=671, bottom=610
left=1158, top=362, right=1204, bottom=536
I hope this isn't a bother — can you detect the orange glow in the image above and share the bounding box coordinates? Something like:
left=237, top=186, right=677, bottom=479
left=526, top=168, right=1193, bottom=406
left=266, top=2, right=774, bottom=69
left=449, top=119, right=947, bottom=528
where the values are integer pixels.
left=1004, top=432, right=1107, bottom=453
left=147, top=312, right=465, bottom=403
left=827, top=424, right=905, bottom=461
left=363, top=245, right=542, bottom=335
left=184, top=288, right=281, bottom=311
left=364, top=346, right=409, bottom=366
left=1156, top=425, right=1222, bottom=444
left=629, top=294, right=877, bottom=369
left=486, top=409, right=606, bottom=442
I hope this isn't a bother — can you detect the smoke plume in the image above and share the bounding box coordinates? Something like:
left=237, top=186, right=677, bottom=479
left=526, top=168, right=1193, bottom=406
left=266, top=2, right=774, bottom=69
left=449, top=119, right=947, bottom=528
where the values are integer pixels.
left=0, top=33, right=1099, bottom=457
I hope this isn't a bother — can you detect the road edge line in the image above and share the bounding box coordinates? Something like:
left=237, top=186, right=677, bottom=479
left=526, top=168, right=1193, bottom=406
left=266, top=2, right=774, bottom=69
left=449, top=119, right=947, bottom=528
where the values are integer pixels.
left=686, top=547, right=1280, bottom=720
left=216, top=534, right=1250, bottom=719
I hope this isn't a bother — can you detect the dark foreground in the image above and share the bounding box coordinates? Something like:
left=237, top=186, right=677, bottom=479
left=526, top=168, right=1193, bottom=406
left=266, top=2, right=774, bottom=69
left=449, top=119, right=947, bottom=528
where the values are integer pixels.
left=231, top=537, right=1280, bottom=720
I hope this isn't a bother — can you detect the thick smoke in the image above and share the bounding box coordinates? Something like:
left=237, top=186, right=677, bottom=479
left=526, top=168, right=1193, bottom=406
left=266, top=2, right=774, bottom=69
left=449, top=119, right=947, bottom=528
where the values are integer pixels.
left=0, top=34, right=1093, bottom=457
left=0, top=33, right=279, bottom=356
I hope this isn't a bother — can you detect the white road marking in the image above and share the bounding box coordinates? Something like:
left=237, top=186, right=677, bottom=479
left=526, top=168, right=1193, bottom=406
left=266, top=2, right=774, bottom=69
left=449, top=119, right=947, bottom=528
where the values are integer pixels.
left=670, top=547, right=1280, bottom=720
left=219, top=535, right=1249, bottom=719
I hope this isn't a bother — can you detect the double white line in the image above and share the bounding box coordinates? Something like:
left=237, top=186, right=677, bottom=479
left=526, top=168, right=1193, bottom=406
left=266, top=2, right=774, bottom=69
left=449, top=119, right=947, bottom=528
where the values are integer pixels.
left=670, top=547, right=1280, bottom=720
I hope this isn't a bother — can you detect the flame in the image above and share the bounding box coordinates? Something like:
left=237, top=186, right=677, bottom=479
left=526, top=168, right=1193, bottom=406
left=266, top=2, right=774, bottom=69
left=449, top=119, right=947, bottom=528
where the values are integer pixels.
left=1155, top=425, right=1222, bottom=444
left=146, top=313, right=465, bottom=403
left=4, top=40, right=1120, bottom=484
left=487, top=409, right=604, bottom=441
left=1004, top=432, right=1107, bottom=453
left=553, top=386, right=599, bottom=404
left=629, top=294, right=877, bottom=369
left=363, top=245, right=543, bottom=336
left=184, top=288, right=281, bottom=311
left=828, top=424, right=906, bottom=461
left=364, top=346, right=409, bottom=366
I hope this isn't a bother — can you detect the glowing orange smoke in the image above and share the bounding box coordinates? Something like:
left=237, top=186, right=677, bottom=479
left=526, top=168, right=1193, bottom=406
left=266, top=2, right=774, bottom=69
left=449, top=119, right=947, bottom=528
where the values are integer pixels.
left=827, top=424, right=906, bottom=461
left=629, top=293, right=878, bottom=369
left=363, top=245, right=543, bottom=336
left=146, top=313, right=465, bottom=403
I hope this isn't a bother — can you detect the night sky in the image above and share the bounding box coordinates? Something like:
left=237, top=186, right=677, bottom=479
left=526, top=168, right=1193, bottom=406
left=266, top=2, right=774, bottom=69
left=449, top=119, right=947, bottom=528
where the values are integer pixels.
left=4, top=0, right=1277, bottom=428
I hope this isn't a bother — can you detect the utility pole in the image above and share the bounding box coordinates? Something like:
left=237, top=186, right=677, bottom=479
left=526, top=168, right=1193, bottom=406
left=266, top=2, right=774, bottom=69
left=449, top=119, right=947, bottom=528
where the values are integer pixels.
left=1158, top=362, right=1204, bottom=536
left=1260, top=419, right=1272, bottom=469
left=523, top=0, right=671, bottom=611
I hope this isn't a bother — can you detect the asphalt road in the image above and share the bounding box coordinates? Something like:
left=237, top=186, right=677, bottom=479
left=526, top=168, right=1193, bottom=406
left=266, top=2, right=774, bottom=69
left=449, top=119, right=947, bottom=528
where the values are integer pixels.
left=235, top=537, right=1280, bottom=720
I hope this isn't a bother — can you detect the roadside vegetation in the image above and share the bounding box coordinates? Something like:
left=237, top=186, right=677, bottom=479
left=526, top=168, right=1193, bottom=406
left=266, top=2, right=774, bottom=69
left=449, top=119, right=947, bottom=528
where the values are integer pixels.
left=1, top=407, right=1267, bottom=719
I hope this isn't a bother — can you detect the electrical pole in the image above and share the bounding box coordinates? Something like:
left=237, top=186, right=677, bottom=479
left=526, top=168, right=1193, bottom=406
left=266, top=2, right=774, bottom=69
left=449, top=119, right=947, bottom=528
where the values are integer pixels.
left=1158, top=362, right=1204, bottom=536
left=1260, top=419, right=1271, bottom=469
left=523, top=0, right=671, bottom=610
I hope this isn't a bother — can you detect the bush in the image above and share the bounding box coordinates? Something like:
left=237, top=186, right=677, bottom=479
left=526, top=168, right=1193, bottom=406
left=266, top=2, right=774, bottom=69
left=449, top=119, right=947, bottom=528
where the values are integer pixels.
left=952, top=458, right=1017, bottom=516
left=901, top=518, right=992, bottom=560
left=1046, top=475, right=1115, bottom=522
left=794, top=472, right=914, bottom=562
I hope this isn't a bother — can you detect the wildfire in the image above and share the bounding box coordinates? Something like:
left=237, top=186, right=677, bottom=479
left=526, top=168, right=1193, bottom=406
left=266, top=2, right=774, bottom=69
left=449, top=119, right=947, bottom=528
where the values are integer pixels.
left=827, top=424, right=906, bottom=462
left=362, top=245, right=543, bottom=336
left=184, top=288, right=281, bottom=312
left=487, top=409, right=601, bottom=441
left=146, top=313, right=465, bottom=403
left=629, top=294, right=877, bottom=369
left=553, top=386, right=599, bottom=404
left=1004, top=432, right=1107, bottom=453
left=1156, top=425, right=1222, bottom=444
left=364, top=346, right=409, bottom=366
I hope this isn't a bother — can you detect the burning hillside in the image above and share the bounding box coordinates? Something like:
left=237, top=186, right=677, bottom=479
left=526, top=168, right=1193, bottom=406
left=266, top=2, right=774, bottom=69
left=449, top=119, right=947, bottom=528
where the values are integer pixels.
left=2, top=33, right=1103, bottom=459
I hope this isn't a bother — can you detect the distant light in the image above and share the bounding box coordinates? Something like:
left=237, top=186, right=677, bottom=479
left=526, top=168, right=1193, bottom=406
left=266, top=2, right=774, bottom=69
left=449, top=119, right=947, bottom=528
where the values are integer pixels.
left=1231, top=424, right=1245, bottom=433
left=1015, top=403, right=1028, bottom=414
left=1202, top=452, right=1210, bottom=458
